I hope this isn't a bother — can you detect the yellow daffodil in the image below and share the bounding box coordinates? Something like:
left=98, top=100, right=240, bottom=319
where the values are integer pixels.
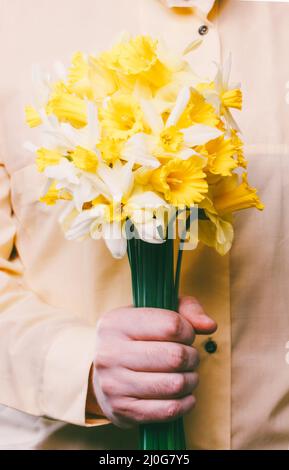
left=141, top=60, right=172, bottom=93
left=100, top=35, right=158, bottom=75
left=139, top=88, right=222, bottom=163
left=213, top=173, right=264, bottom=215
left=214, top=55, right=243, bottom=129
left=196, top=82, right=215, bottom=94
left=197, top=136, right=238, bottom=177
left=25, top=34, right=263, bottom=259
left=197, top=195, right=234, bottom=255
left=88, top=56, right=118, bottom=100
left=196, top=58, right=243, bottom=131
left=221, top=89, right=242, bottom=111
left=97, top=138, right=123, bottom=164
left=99, top=35, right=171, bottom=90
left=231, top=130, right=247, bottom=168
left=159, top=126, right=184, bottom=153
left=199, top=213, right=234, bottom=255
left=134, top=167, right=154, bottom=187
left=100, top=94, right=145, bottom=141
left=177, top=89, right=220, bottom=129
left=67, top=52, right=93, bottom=100
left=68, top=52, right=117, bottom=101
left=25, top=105, right=42, bottom=128
left=150, top=156, right=208, bottom=207
left=46, top=82, right=87, bottom=128
left=36, top=148, right=62, bottom=172
left=70, top=146, right=98, bottom=173
left=198, top=172, right=263, bottom=254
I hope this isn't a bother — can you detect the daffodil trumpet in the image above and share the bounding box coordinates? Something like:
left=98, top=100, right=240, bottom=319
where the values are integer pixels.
left=25, top=33, right=264, bottom=451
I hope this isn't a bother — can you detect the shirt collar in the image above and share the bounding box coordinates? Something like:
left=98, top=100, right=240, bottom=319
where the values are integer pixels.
left=161, top=0, right=216, bottom=18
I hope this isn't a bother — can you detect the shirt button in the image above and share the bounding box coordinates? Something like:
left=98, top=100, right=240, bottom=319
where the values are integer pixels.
left=204, top=338, right=217, bottom=354
left=198, top=24, right=209, bottom=36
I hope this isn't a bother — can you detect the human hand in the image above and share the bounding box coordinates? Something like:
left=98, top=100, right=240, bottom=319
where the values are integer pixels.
left=86, top=296, right=217, bottom=428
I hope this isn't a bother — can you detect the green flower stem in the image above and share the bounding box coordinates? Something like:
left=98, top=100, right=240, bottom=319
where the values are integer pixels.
left=127, top=235, right=186, bottom=450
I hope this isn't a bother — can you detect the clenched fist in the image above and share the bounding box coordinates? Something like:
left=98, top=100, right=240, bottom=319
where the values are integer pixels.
left=86, top=296, right=217, bottom=428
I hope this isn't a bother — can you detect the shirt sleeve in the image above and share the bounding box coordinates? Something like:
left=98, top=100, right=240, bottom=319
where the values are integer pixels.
left=0, top=161, right=110, bottom=427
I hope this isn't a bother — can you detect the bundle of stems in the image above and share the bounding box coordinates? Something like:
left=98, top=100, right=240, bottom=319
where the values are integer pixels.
left=127, top=232, right=186, bottom=450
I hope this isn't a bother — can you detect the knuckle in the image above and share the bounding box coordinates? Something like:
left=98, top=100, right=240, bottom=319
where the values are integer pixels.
left=111, top=398, right=129, bottom=416
left=169, top=344, right=187, bottom=370
left=113, top=399, right=145, bottom=424
left=100, top=378, right=115, bottom=396
left=170, top=374, right=186, bottom=395
left=165, top=315, right=182, bottom=339
left=165, top=400, right=182, bottom=419
left=100, top=307, right=127, bottom=327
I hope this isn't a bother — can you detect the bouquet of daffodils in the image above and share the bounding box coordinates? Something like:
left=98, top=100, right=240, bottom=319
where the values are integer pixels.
left=25, top=34, right=263, bottom=450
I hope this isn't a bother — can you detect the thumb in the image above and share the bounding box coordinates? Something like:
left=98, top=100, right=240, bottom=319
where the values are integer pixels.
left=178, top=296, right=217, bottom=335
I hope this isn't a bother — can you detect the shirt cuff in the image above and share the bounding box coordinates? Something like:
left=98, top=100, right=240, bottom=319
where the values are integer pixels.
left=40, top=323, right=110, bottom=427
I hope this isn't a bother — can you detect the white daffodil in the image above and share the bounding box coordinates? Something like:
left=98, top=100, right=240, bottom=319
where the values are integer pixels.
left=202, top=55, right=242, bottom=131
left=43, top=157, right=101, bottom=211
left=124, top=190, right=170, bottom=244
left=97, top=160, right=134, bottom=203
left=38, top=101, right=100, bottom=152
left=130, top=87, right=222, bottom=163
left=62, top=160, right=169, bottom=258
left=44, top=157, right=79, bottom=186
left=30, top=62, right=67, bottom=110
left=64, top=204, right=107, bottom=240
left=61, top=160, right=134, bottom=258
left=121, top=133, right=160, bottom=169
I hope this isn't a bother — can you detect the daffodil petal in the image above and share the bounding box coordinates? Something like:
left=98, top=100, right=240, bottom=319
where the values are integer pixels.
left=64, top=205, right=106, bottom=239
left=134, top=219, right=166, bottom=244
left=177, top=148, right=198, bottom=160
left=128, top=190, right=167, bottom=208
left=182, top=124, right=222, bottom=146
left=98, top=160, right=134, bottom=203
left=122, top=133, right=160, bottom=168
left=166, top=87, right=191, bottom=128
left=140, top=99, right=163, bottom=134
left=44, top=158, right=79, bottom=185
left=73, top=178, right=99, bottom=211
left=103, top=221, right=127, bottom=259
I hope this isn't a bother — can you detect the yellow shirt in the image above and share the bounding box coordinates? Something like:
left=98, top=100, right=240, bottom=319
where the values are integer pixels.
left=0, top=0, right=288, bottom=449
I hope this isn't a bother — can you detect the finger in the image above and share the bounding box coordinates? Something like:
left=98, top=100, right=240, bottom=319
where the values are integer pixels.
left=115, top=307, right=195, bottom=344
left=113, top=395, right=196, bottom=424
left=178, top=297, right=217, bottom=335
left=120, top=342, right=199, bottom=372
left=121, top=370, right=199, bottom=399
